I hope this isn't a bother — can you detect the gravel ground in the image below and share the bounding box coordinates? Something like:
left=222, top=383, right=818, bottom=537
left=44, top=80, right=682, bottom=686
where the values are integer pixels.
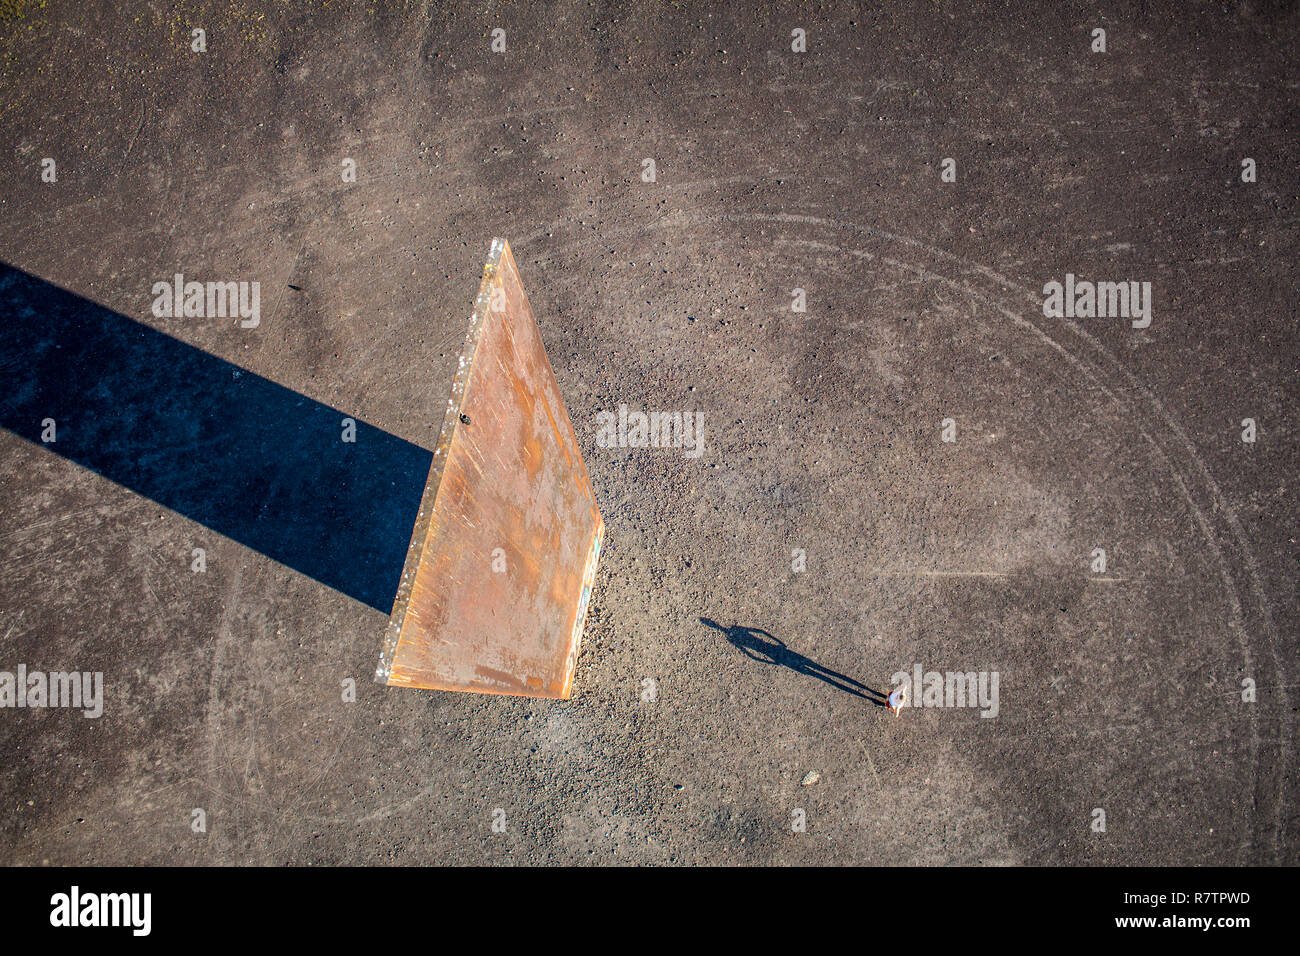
left=0, top=0, right=1296, bottom=865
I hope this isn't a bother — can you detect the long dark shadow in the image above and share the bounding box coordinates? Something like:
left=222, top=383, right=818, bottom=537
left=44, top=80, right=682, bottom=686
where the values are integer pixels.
left=0, top=264, right=432, bottom=612
left=701, top=616, right=887, bottom=704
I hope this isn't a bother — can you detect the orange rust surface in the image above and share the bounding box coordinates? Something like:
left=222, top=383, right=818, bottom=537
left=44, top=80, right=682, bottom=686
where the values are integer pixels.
left=376, top=239, right=603, bottom=698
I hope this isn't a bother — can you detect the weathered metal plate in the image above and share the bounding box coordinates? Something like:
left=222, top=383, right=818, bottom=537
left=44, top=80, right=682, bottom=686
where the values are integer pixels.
left=375, top=239, right=604, bottom=698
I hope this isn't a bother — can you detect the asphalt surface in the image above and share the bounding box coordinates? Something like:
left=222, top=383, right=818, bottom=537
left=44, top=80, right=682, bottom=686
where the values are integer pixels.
left=0, top=0, right=1296, bottom=865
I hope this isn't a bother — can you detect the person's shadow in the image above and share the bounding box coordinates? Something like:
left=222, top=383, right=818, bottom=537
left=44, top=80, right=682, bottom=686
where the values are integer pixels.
left=701, top=617, right=887, bottom=705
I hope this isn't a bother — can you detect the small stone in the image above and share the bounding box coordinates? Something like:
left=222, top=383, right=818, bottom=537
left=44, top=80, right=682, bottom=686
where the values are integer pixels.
left=801, top=771, right=820, bottom=786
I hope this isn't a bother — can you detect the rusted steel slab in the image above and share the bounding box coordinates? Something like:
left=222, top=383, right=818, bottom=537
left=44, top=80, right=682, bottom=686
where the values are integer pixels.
left=375, top=239, right=604, bottom=698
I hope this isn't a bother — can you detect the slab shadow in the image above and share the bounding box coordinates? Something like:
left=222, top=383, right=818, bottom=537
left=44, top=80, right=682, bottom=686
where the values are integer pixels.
left=0, top=264, right=432, bottom=612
